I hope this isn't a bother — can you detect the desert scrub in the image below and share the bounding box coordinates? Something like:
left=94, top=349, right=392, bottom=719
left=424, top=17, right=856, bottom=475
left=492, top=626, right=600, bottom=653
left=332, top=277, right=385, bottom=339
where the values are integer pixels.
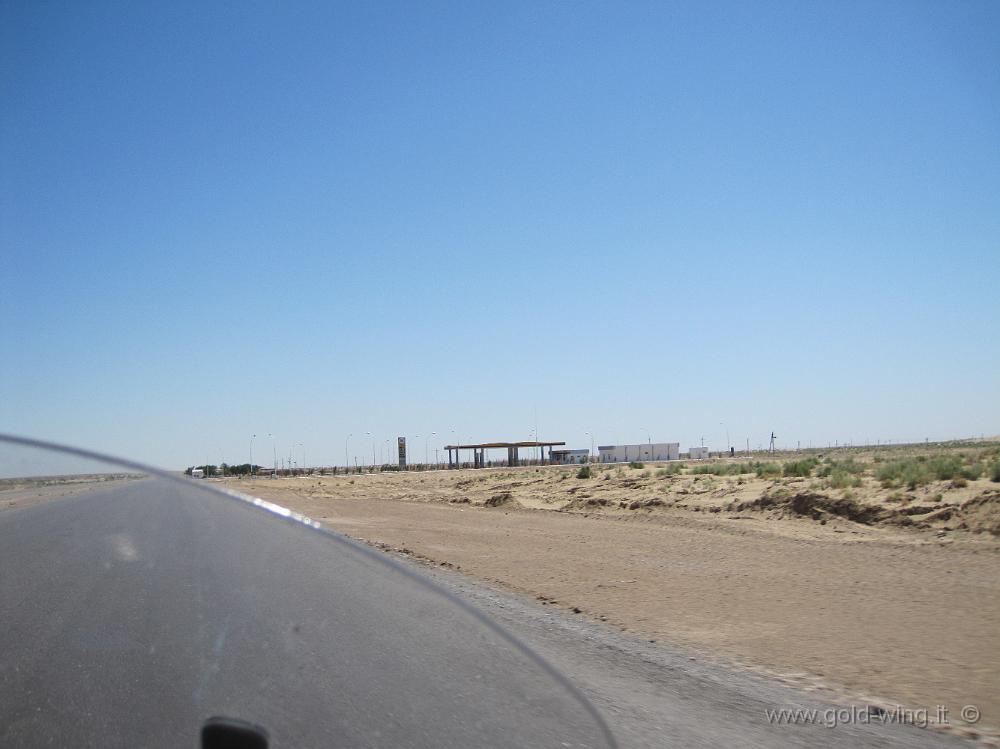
left=576, top=465, right=592, bottom=479
left=826, top=469, right=863, bottom=490
left=992, top=461, right=1000, bottom=483
left=876, top=459, right=932, bottom=490
left=656, top=464, right=683, bottom=477
left=629, top=461, right=645, bottom=469
left=783, top=458, right=818, bottom=478
left=755, top=462, right=782, bottom=478
left=691, top=462, right=759, bottom=476
left=817, top=458, right=865, bottom=477
left=925, top=455, right=981, bottom=481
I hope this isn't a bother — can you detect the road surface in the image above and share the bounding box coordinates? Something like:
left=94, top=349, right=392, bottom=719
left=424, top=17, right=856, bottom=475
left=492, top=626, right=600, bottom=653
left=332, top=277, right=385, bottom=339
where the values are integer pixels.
left=0, top=479, right=973, bottom=748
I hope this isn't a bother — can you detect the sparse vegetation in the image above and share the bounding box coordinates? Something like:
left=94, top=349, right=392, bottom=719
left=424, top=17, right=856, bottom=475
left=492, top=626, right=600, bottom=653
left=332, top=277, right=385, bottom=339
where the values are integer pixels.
left=927, top=455, right=981, bottom=481
left=826, top=469, right=863, bottom=490
left=629, top=461, right=644, bottom=469
left=783, top=458, right=818, bottom=478
left=875, top=455, right=983, bottom=489
left=576, top=465, right=592, bottom=479
left=755, top=462, right=782, bottom=478
left=876, top=459, right=932, bottom=489
left=817, top=458, right=865, bottom=477
left=992, top=462, right=1000, bottom=483
left=691, top=462, right=758, bottom=476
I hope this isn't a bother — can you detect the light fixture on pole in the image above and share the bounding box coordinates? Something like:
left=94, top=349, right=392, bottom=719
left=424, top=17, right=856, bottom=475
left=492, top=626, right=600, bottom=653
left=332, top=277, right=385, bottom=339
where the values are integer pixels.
left=268, top=434, right=276, bottom=478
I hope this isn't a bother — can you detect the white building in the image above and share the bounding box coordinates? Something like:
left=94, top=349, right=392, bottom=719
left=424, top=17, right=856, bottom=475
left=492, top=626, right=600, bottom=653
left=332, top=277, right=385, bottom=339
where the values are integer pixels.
left=550, top=449, right=590, bottom=465
left=598, top=443, right=679, bottom=463
left=688, top=446, right=709, bottom=460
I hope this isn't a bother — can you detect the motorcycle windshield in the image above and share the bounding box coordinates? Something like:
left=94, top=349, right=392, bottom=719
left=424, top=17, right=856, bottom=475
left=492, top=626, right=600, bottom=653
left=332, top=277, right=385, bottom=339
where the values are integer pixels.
left=0, top=435, right=615, bottom=748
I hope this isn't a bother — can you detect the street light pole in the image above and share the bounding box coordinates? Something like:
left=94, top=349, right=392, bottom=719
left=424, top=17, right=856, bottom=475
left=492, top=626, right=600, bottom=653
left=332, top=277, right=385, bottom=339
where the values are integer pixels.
left=250, top=434, right=256, bottom=480
left=426, top=432, right=436, bottom=466
left=268, top=434, right=276, bottom=478
left=345, top=434, right=351, bottom=474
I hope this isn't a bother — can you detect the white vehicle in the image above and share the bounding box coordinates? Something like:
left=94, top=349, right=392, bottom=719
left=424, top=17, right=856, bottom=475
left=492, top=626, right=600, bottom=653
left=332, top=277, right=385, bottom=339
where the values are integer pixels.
left=190, top=468, right=204, bottom=479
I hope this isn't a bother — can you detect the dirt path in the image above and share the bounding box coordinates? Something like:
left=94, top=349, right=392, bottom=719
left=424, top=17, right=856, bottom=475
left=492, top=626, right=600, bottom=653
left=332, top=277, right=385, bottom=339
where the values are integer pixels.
left=228, top=478, right=1000, bottom=738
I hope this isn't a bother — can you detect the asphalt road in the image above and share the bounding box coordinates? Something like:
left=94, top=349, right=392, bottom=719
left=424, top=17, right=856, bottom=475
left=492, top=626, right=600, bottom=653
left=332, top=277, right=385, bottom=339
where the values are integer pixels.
left=0, top=479, right=609, bottom=748
left=0, top=478, right=974, bottom=748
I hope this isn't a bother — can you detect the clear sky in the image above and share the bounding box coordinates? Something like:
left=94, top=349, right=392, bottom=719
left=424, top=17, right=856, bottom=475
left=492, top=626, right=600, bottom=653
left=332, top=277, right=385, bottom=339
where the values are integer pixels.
left=2, top=1, right=998, bottom=470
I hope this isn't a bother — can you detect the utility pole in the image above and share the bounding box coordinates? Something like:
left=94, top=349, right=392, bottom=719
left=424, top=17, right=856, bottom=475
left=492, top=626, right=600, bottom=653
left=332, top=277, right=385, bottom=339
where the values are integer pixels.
left=250, top=434, right=256, bottom=480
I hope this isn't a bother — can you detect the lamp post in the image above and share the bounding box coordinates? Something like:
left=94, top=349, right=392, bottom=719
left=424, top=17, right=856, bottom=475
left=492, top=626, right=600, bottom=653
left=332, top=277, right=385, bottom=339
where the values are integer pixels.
left=345, top=433, right=352, bottom=474
left=642, top=428, right=651, bottom=461
left=250, top=434, right=256, bottom=480
left=721, top=422, right=730, bottom=455
left=268, top=434, right=276, bottom=478
left=366, top=432, right=375, bottom=471
left=425, top=432, right=435, bottom=466
left=296, top=442, right=304, bottom=474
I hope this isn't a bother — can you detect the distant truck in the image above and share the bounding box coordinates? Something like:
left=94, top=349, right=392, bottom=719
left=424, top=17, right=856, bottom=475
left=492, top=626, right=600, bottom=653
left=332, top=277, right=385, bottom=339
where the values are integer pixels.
left=190, top=468, right=205, bottom=479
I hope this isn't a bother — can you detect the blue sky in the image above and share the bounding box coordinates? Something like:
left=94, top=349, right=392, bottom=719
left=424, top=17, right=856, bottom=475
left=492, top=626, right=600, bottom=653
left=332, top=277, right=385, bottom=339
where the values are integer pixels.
left=2, top=1, right=998, bottom=469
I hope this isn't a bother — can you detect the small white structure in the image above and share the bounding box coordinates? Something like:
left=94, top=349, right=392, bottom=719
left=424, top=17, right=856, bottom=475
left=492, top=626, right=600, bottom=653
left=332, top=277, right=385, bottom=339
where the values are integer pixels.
left=688, top=447, right=709, bottom=460
left=598, top=443, right=679, bottom=463
left=190, top=468, right=205, bottom=479
left=550, top=449, right=590, bottom=465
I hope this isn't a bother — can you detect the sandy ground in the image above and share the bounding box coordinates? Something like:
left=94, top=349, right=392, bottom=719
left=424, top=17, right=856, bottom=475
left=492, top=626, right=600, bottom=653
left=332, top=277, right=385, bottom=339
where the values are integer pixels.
left=222, top=447, right=1000, bottom=739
